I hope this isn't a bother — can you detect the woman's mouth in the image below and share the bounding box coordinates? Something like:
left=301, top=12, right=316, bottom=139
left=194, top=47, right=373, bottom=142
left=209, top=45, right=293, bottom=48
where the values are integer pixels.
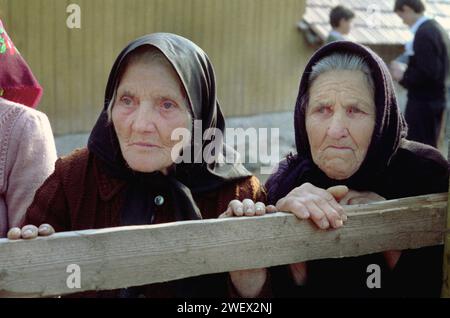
left=327, top=145, right=352, bottom=150
left=130, top=142, right=161, bottom=148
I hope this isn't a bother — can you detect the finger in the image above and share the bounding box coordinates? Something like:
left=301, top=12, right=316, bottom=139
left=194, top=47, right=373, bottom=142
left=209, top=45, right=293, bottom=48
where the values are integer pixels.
left=266, top=205, right=277, bottom=213
left=254, top=202, right=266, bottom=216
left=304, top=200, right=329, bottom=230
left=218, top=211, right=228, bottom=218
left=326, top=185, right=349, bottom=201
left=220, top=205, right=232, bottom=218
left=242, top=199, right=256, bottom=216
left=228, top=200, right=244, bottom=216
left=21, top=225, right=39, bottom=240
left=7, top=227, right=22, bottom=240
left=339, top=192, right=352, bottom=206
left=314, top=198, right=343, bottom=229
left=276, top=198, right=310, bottom=219
left=327, top=198, right=347, bottom=222
left=218, top=211, right=232, bottom=218
left=38, top=224, right=55, bottom=236
left=314, top=187, right=346, bottom=222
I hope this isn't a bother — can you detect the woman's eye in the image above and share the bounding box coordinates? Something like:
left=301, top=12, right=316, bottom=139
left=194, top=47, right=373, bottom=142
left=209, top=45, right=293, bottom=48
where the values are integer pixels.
left=348, top=106, right=362, bottom=114
left=317, top=106, right=331, bottom=114
left=121, top=96, right=133, bottom=106
left=161, top=100, right=177, bottom=110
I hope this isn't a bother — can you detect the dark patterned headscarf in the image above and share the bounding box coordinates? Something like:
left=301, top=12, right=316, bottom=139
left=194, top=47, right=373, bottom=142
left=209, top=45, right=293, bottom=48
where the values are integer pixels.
left=88, top=33, right=251, bottom=224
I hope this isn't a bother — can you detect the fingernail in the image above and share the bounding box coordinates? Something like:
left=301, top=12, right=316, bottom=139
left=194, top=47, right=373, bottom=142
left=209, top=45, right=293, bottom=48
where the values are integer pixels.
left=342, top=214, right=348, bottom=222
left=335, top=219, right=343, bottom=228
left=23, top=229, right=33, bottom=236
left=236, top=207, right=243, bottom=214
left=320, top=219, right=329, bottom=229
left=302, top=211, right=310, bottom=218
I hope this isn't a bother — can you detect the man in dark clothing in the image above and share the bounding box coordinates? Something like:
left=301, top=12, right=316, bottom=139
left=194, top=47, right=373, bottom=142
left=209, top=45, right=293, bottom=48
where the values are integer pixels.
left=391, top=0, right=450, bottom=147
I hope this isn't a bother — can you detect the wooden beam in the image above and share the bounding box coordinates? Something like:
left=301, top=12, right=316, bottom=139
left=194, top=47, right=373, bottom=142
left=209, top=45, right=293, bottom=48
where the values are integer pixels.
left=0, top=193, right=447, bottom=298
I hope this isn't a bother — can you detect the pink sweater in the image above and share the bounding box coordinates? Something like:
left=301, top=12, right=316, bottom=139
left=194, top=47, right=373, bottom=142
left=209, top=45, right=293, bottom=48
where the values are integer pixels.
left=0, top=98, right=57, bottom=237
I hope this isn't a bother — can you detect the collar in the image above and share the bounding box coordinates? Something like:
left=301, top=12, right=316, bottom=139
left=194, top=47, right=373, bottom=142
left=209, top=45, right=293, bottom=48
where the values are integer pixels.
left=329, top=30, right=345, bottom=40
left=410, top=16, right=429, bottom=34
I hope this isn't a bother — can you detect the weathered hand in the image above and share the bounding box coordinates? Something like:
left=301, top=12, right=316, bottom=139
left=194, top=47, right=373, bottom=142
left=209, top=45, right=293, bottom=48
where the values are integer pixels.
left=7, top=224, right=55, bottom=240
left=275, top=183, right=348, bottom=229
left=219, top=199, right=277, bottom=218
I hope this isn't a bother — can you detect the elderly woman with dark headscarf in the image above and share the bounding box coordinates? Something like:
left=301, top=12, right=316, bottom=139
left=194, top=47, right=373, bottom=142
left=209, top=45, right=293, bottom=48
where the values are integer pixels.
left=240, top=41, right=449, bottom=297
left=7, top=33, right=272, bottom=297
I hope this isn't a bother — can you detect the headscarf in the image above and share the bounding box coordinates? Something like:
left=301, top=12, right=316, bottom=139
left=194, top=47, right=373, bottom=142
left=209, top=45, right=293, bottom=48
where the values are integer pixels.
left=88, top=33, right=251, bottom=225
left=266, top=41, right=420, bottom=204
left=0, top=19, right=42, bottom=108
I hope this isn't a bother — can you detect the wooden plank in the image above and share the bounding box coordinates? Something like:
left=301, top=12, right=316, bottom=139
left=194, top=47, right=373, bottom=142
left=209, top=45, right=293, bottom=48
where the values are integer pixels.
left=0, top=193, right=446, bottom=298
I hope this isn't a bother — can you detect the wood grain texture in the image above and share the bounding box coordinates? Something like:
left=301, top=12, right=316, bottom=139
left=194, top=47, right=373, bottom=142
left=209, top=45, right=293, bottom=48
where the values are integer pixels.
left=0, top=193, right=447, bottom=297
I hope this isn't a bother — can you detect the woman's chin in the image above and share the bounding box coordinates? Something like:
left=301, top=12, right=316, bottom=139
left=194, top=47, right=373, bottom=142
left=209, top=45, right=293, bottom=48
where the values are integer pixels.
left=126, top=160, right=169, bottom=174
left=323, top=167, right=355, bottom=181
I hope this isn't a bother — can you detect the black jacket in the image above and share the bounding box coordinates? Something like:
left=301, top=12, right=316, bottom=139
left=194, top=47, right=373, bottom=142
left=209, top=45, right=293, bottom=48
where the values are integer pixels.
left=400, top=19, right=450, bottom=102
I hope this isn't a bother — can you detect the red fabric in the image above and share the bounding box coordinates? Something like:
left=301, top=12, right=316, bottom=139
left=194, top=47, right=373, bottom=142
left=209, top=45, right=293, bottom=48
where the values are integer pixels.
left=0, top=19, right=42, bottom=108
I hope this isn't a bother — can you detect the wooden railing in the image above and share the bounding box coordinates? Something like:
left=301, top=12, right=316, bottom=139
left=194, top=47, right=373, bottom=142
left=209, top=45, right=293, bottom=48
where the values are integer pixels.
left=0, top=193, right=448, bottom=298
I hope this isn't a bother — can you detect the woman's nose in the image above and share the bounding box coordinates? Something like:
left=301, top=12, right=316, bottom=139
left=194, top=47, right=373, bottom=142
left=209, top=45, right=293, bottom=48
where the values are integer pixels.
left=132, top=103, right=157, bottom=133
left=327, top=113, right=349, bottom=139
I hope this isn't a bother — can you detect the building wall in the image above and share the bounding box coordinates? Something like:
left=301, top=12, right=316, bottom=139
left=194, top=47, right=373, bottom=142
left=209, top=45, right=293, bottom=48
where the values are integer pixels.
left=0, top=0, right=312, bottom=135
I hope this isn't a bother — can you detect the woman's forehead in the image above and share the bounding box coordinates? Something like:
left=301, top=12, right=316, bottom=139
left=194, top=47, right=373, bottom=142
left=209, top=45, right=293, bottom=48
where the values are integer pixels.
left=118, top=61, right=184, bottom=95
left=309, top=70, right=373, bottom=96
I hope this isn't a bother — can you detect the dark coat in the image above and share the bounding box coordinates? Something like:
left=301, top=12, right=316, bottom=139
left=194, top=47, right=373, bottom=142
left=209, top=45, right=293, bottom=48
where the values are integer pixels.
left=400, top=19, right=450, bottom=102
left=400, top=19, right=450, bottom=146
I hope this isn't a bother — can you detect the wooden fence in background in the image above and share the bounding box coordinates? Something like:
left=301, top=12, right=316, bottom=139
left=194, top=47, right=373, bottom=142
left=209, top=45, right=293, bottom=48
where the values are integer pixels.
left=0, top=0, right=312, bottom=135
left=0, top=193, right=448, bottom=297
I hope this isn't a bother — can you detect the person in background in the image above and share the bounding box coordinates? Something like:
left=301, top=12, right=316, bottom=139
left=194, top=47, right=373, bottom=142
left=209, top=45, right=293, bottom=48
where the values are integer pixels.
left=391, top=0, right=450, bottom=147
left=0, top=19, right=57, bottom=237
left=326, top=5, right=355, bottom=44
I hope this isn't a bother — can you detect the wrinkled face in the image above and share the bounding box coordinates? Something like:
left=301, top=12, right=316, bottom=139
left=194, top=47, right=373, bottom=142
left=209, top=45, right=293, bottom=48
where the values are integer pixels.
left=112, top=60, right=191, bottom=174
left=305, top=70, right=376, bottom=180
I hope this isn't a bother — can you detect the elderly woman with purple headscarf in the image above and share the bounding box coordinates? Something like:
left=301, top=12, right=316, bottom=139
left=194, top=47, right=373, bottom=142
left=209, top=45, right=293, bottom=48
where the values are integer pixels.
left=233, top=41, right=448, bottom=297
